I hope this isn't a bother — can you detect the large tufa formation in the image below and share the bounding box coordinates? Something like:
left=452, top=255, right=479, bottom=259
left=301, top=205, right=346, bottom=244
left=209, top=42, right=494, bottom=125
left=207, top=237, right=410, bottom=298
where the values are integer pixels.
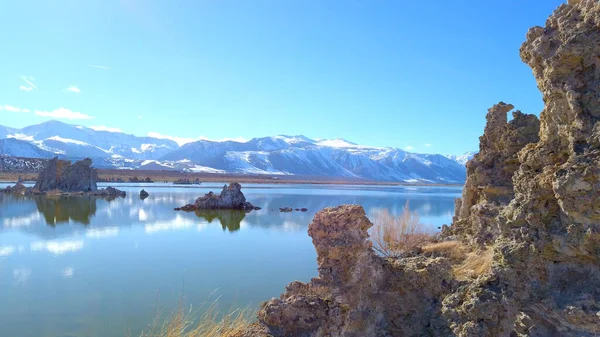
left=29, top=157, right=125, bottom=197
left=444, top=1, right=600, bottom=335
left=34, top=157, right=98, bottom=192
left=238, top=1, right=600, bottom=336
left=239, top=205, right=455, bottom=337
left=450, top=102, right=539, bottom=244
left=175, top=182, right=255, bottom=211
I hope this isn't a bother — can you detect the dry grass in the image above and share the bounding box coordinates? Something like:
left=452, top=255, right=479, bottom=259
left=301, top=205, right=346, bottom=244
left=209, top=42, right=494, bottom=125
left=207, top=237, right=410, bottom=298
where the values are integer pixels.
left=139, top=301, right=253, bottom=337
left=453, top=246, right=494, bottom=280
left=422, top=241, right=494, bottom=280
left=422, top=241, right=465, bottom=261
left=370, top=201, right=434, bottom=258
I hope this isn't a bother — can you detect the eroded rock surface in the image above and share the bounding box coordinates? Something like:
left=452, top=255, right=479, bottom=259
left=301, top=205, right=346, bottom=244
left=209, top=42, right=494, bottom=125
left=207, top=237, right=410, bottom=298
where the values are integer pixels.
left=30, top=157, right=124, bottom=197
left=444, top=1, right=600, bottom=335
left=239, top=2, right=600, bottom=336
left=451, top=103, right=540, bottom=244
left=239, top=205, right=455, bottom=337
left=34, top=157, right=98, bottom=192
left=175, top=182, right=254, bottom=211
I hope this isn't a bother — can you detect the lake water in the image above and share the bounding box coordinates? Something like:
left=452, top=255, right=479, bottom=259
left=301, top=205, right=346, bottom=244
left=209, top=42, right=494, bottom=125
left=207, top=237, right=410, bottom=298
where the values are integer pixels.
left=0, top=183, right=461, bottom=337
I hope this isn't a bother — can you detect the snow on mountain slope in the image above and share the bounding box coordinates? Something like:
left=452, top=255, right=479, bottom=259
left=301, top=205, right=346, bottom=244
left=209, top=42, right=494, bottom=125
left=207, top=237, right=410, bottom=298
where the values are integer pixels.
left=0, top=138, right=55, bottom=158
left=0, top=126, right=16, bottom=139
left=35, top=136, right=111, bottom=158
left=0, top=121, right=467, bottom=183
left=163, top=140, right=467, bottom=183
left=446, top=151, right=477, bottom=166
left=14, top=120, right=178, bottom=159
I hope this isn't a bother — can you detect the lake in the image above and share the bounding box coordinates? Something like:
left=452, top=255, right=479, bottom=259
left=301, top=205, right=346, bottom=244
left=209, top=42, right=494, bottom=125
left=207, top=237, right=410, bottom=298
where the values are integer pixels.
left=0, top=183, right=462, bottom=337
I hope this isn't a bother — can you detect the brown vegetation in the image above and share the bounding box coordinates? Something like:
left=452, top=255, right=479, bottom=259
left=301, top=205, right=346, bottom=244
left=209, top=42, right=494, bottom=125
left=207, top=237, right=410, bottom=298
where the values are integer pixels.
left=370, top=202, right=434, bottom=257
left=139, top=302, right=253, bottom=337
left=422, top=241, right=493, bottom=280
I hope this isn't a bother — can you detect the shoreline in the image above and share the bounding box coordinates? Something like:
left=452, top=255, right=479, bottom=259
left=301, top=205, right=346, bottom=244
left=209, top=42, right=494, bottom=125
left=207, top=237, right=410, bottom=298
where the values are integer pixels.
left=0, top=170, right=464, bottom=187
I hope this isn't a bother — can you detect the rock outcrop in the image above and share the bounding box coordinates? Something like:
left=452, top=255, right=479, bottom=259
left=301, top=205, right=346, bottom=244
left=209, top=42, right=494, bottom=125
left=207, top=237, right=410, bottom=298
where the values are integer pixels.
left=34, top=157, right=98, bottom=192
left=443, top=2, right=600, bottom=335
left=29, top=157, right=125, bottom=197
left=237, top=2, right=600, bottom=336
left=241, top=205, right=455, bottom=337
left=140, top=189, right=149, bottom=199
left=175, top=182, right=254, bottom=211
left=2, top=182, right=27, bottom=194
left=450, top=103, right=540, bottom=244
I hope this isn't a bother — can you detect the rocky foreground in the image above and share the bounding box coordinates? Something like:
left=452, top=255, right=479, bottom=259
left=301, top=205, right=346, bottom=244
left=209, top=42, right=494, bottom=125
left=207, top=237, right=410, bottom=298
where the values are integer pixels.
left=175, top=182, right=256, bottom=211
left=2, top=157, right=125, bottom=197
left=235, top=2, right=600, bottom=336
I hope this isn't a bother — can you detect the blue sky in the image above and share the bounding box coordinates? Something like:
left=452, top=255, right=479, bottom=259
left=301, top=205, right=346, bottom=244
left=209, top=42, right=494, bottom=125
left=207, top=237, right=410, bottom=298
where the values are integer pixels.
left=0, top=0, right=564, bottom=154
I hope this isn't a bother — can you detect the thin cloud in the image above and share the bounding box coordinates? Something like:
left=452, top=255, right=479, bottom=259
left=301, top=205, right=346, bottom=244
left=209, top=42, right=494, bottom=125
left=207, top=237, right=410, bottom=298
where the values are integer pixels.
left=36, top=108, right=92, bottom=120
left=424, top=143, right=433, bottom=147
left=147, top=132, right=247, bottom=146
left=89, top=125, right=122, bottom=133
left=65, top=85, right=81, bottom=93
left=88, top=65, right=110, bottom=70
left=404, top=146, right=414, bottom=151
left=3, top=105, right=28, bottom=113
left=20, top=75, right=37, bottom=89
left=19, top=85, right=33, bottom=91
left=137, top=115, right=143, bottom=119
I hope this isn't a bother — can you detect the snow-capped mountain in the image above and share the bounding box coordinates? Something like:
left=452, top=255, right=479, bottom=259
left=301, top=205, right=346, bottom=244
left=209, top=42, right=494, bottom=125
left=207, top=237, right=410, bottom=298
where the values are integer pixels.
left=0, top=138, right=54, bottom=158
left=0, top=120, right=468, bottom=183
left=13, top=120, right=178, bottom=160
left=161, top=135, right=466, bottom=183
left=445, top=151, right=477, bottom=166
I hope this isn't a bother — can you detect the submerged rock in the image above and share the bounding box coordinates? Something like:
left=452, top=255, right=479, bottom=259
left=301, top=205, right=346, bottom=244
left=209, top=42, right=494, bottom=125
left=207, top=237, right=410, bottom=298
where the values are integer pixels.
left=175, top=182, right=254, bottom=211
left=88, top=186, right=126, bottom=198
left=1, top=181, right=28, bottom=194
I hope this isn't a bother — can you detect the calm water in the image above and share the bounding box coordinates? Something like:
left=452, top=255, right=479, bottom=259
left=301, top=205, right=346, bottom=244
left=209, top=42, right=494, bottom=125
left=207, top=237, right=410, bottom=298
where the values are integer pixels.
left=0, top=183, right=461, bottom=337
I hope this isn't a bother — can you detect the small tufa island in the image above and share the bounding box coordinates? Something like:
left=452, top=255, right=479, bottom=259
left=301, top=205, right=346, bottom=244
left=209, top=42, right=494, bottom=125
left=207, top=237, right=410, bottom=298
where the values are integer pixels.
left=2, top=157, right=125, bottom=197
left=175, top=182, right=257, bottom=211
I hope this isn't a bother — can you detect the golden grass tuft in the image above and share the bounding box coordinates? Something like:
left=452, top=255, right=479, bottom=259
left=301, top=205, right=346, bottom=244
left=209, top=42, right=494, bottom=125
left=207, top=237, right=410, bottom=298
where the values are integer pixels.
left=422, top=240, right=494, bottom=280
left=452, top=246, right=494, bottom=281
left=422, top=241, right=465, bottom=262
left=370, top=201, right=434, bottom=258
left=139, top=301, right=253, bottom=337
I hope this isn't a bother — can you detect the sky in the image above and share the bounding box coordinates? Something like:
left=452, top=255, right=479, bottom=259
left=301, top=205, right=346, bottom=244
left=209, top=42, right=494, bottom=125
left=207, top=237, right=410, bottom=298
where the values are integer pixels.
left=0, top=0, right=565, bottom=155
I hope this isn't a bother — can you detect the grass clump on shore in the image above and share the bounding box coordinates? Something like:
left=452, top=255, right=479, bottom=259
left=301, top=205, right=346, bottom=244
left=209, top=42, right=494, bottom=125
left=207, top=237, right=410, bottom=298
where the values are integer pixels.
left=370, top=202, right=434, bottom=258
left=139, top=301, right=253, bottom=337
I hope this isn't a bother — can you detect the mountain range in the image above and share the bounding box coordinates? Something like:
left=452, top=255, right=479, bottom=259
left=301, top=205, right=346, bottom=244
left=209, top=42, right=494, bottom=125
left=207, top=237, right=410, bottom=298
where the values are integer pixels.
left=0, top=120, right=475, bottom=183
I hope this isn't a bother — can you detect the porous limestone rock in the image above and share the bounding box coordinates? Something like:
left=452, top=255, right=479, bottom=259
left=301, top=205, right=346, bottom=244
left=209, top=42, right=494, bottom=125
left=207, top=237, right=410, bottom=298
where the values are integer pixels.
left=34, top=157, right=98, bottom=192
left=1, top=181, right=27, bottom=194
left=451, top=103, right=540, bottom=244
left=238, top=2, right=600, bottom=336
left=175, top=182, right=254, bottom=211
left=238, top=205, right=455, bottom=337
left=31, top=157, right=125, bottom=197
left=444, top=1, right=600, bottom=335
